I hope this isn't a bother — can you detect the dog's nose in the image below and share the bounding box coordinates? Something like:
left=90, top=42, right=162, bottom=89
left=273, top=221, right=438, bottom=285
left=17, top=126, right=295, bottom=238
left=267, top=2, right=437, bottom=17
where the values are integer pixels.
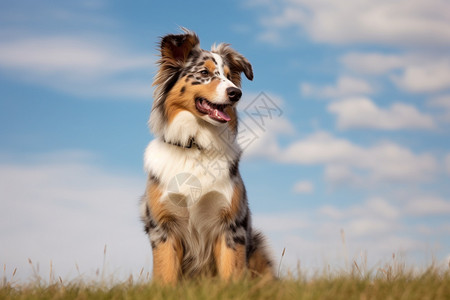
left=227, top=87, right=242, bottom=102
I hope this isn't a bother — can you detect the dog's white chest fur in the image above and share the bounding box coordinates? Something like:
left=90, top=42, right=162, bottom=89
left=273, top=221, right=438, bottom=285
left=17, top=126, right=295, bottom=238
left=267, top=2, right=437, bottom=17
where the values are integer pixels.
left=144, top=111, right=240, bottom=209
left=144, top=139, right=235, bottom=207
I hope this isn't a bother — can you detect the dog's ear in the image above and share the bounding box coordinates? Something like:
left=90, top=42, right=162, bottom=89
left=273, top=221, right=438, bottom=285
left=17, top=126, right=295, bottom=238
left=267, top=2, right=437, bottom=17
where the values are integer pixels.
left=213, top=43, right=253, bottom=87
left=153, top=29, right=199, bottom=94
left=159, top=29, right=200, bottom=66
left=151, top=29, right=200, bottom=136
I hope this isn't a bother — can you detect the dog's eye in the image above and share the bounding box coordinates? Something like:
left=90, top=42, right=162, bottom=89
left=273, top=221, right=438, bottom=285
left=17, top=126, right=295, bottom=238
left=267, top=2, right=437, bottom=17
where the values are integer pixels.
left=200, top=70, right=209, bottom=76
left=226, top=74, right=231, bottom=80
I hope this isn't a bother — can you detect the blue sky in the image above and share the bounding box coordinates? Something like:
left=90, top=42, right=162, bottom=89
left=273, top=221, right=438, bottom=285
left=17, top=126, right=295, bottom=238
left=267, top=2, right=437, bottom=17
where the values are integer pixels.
left=1, top=0, right=450, bottom=281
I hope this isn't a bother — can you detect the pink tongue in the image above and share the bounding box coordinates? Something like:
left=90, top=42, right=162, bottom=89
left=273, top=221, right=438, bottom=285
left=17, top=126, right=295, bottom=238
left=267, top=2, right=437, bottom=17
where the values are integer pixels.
left=210, top=108, right=231, bottom=122
left=217, top=109, right=231, bottom=121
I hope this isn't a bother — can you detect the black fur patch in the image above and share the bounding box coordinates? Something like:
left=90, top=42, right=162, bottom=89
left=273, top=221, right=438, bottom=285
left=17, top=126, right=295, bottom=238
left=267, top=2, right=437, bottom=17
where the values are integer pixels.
left=149, top=173, right=159, bottom=183
left=144, top=223, right=151, bottom=234
left=160, top=233, right=167, bottom=243
left=188, top=49, right=200, bottom=63
left=236, top=210, right=249, bottom=230
left=143, top=203, right=157, bottom=234
left=246, top=231, right=265, bottom=259
left=162, top=69, right=181, bottom=96
left=233, top=235, right=246, bottom=245
left=229, top=159, right=239, bottom=177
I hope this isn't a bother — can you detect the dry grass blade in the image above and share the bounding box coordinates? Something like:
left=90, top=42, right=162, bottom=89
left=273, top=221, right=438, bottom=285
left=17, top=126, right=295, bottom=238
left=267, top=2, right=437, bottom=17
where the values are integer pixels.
left=277, top=247, right=286, bottom=278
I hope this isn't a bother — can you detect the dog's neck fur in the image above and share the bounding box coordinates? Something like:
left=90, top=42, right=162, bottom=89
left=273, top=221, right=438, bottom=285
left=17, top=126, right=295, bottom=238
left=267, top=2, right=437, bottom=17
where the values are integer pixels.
left=163, top=136, right=200, bottom=150
left=157, top=110, right=241, bottom=160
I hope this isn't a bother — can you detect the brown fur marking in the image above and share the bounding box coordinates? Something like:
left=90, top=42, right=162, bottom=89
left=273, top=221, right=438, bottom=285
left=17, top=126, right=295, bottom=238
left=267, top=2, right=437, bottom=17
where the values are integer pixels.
left=146, top=181, right=174, bottom=225
left=248, top=248, right=274, bottom=279
left=160, top=34, right=199, bottom=67
left=204, top=60, right=216, bottom=73
left=152, top=237, right=183, bottom=284
left=223, top=65, right=231, bottom=79
left=165, top=76, right=222, bottom=125
left=214, top=234, right=246, bottom=280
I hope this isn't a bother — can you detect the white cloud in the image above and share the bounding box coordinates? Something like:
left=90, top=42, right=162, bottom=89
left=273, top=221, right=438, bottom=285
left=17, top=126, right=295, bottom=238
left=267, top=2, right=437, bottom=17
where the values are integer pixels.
left=446, top=154, right=450, bottom=175
left=391, top=60, right=450, bottom=93
left=238, top=91, right=286, bottom=115
left=340, top=52, right=405, bottom=75
left=253, top=196, right=444, bottom=273
left=427, top=96, right=450, bottom=123
left=0, top=152, right=149, bottom=281
left=442, top=113, right=450, bottom=123
left=281, top=132, right=358, bottom=165
left=346, top=218, right=395, bottom=237
left=281, top=132, right=437, bottom=184
left=0, top=1, right=114, bottom=29
left=252, top=0, right=450, bottom=47
left=246, top=128, right=438, bottom=186
left=239, top=92, right=295, bottom=159
left=301, top=76, right=373, bottom=99
left=242, top=115, right=294, bottom=159
left=341, top=52, right=450, bottom=94
left=293, top=180, right=314, bottom=194
left=365, top=197, right=400, bottom=219
left=428, top=95, right=450, bottom=109
left=320, top=197, right=399, bottom=221
left=406, top=196, right=450, bottom=216
left=318, top=205, right=343, bottom=219
left=257, top=30, right=283, bottom=44
left=253, top=213, right=309, bottom=232
left=324, top=164, right=363, bottom=186
left=0, top=35, right=154, bottom=99
left=0, top=1, right=153, bottom=99
left=328, top=97, right=436, bottom=130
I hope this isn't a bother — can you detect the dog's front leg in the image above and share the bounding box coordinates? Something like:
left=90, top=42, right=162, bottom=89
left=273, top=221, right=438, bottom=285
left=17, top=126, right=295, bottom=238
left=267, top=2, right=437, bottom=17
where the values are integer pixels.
left=214, top=232, right=246, bottom=280
left=213, top=180, right=248, bottom=279
left=152, top=236, right=183, bottom=284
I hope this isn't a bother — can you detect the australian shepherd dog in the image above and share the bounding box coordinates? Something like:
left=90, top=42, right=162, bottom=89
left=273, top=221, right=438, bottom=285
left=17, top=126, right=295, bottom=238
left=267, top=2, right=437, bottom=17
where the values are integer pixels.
left=140, top=29, right=274, bottom=283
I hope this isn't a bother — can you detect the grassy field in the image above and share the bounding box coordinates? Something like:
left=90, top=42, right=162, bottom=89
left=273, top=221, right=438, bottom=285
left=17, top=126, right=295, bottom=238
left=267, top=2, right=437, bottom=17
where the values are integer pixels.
left=2, top=262, right=450, bottom=300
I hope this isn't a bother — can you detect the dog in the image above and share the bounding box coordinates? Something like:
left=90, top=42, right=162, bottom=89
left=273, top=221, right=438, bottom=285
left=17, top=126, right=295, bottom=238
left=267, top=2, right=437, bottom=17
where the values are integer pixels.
left=140, top=29, right=274, bottom=283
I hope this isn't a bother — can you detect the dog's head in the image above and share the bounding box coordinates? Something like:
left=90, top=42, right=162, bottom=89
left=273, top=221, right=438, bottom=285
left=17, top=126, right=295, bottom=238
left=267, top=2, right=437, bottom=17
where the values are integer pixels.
left=150, top=29, right=253, bottom=138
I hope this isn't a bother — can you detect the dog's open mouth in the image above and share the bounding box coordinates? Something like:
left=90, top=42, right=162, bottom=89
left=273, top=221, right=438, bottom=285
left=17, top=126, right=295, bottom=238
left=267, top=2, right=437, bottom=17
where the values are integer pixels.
left=195, top=98, right=231, bottom=123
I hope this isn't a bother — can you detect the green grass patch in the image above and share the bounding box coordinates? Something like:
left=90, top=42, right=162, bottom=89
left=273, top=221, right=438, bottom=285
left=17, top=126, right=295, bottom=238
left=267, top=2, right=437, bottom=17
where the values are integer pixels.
left=2, top=265, right=449, bottom=300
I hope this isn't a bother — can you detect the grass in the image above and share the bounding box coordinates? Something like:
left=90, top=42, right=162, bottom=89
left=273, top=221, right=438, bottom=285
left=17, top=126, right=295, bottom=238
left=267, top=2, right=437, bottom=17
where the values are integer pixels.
left=2, top=244, right=449, bottom=299
left=1, top=259, right=450, bottom=300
